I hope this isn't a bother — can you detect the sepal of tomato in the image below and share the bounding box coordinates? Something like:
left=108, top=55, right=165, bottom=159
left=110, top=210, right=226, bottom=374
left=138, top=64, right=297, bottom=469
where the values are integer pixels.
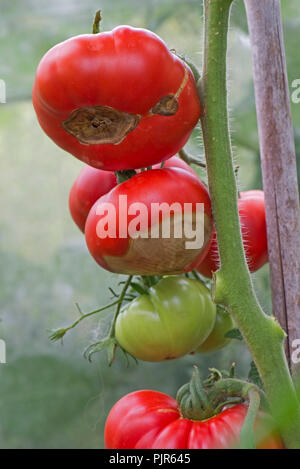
left=105, top=390, right=283, bottom=449
left=33, top=26, right=201, bottom=171
left=197, top=190, right=268, bottom=278
left=85, top=167, right=213, bottom=276
left=115, top=277, right=216, bottom=361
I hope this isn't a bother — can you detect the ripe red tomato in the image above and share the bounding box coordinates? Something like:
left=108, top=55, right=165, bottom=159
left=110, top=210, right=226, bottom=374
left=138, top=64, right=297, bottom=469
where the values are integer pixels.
left=115, top=277, right=216, bottom=361
left=104, top=390, right=283, bottom=449
left=68, top=156, right=197, bottom=233
left=69, top=166, right=117, bottom=232
left=32, top=26, right=201, bottom=171
left=197, top=190, right=268, bottom=278
left=85, top=167, right=212, bottom=275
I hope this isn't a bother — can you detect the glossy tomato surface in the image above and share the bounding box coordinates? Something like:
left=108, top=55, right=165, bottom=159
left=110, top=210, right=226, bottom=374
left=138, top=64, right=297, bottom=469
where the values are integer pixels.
left=68, top=156, right=197, bottom=233
left=33, top=26, right=201, bottom=171
left=105, top=390, right=283, bottom=449
left=115, top=277, right=216, bottom=361
left=69, top=166, right=117, bottom=232
left=197, top=190, right=268, bottom=278
left=85, top=167, right=213, bottom=276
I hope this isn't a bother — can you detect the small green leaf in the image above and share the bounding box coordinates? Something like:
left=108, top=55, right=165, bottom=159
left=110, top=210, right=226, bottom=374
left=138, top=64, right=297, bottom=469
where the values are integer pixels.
left=248, top=361, right=264, bottom=389
left=225, top=328, right=243, bottom=341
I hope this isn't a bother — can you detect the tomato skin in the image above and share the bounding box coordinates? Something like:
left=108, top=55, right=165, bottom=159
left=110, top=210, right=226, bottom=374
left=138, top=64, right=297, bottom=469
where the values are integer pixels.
left=197, top=190, right=268, bottom=278
left=69, top=166, right=117, bottom=232
left=32, top=26, right=201, bottom=171
left=68, top=157, right=197, bottom=233
left=105, top=390, right=283, bottom=449
left=196, top=308, right=234, bottom=354
left=115, top=277, right=216, bottom=361
left=85, top=167, right=213, bottom=276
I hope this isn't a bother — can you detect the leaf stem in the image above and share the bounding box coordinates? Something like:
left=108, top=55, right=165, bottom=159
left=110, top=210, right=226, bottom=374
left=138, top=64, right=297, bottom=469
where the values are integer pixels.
left=179, top=149, right=206, bottom=168
left=49, top=299, right=121, bottom=342
left=109, top=275, right=133, bottom=338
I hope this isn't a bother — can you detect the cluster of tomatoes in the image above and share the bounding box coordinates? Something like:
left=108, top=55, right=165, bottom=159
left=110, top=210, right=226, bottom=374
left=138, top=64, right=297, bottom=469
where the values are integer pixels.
left=33, top=22, right=278, bottom=449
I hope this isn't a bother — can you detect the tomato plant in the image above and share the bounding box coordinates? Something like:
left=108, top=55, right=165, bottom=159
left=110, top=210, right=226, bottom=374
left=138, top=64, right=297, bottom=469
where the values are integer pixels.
left=197, top=190, right=268, bottom=278
left=104, top=390, right=283, bottom=449
left=85, top=167, right=213, bottom=275
left=115, top=276, right=216, bottom=361
left=32, top=26, right=201, bottom=171
left=69, top=156, right=198, bottom=233
left=197, top=306, right=234, bottom=354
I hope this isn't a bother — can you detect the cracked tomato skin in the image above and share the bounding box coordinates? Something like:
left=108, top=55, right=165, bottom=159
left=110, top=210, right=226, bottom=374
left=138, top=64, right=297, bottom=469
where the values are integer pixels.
left=197, top=190, right=268, bottom=278
left=84, top=167, right=213, bottom=276
left=68, top=156, right=198, bottom=233
left=104, top=390, right=283, bottom=449
left=32, top=26, right=201, bottom=171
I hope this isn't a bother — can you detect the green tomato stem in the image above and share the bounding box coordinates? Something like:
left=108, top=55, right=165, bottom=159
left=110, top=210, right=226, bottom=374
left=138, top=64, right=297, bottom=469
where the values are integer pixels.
left=49, top=299, right=121, bottom=341
left=199, top=0, right=300, bottom=447
left=239, top=388, right=260, bottom=449
left=178, top=148, right=206, bottom=168
left=92, top=10, right=102, bottom=34
left=109, top=275, right=133, bottom=339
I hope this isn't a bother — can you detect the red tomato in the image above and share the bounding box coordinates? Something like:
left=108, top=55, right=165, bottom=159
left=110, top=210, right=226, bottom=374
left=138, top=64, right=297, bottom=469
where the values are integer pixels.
left=85, top=167, right=212, bottom=275
left=104, top=390, right=283, bottom=449
left=154, top=156, right=198, bottom=176
left=69, top=156, right=197, bottom=233
left=32, top=26, right=201, bottom=171
left=69, top=166, right=117, bottom=232
left=197, top=190, right=268, bottom=278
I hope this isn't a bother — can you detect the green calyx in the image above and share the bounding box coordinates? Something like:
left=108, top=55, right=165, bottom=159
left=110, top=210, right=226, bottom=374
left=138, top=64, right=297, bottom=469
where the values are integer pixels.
left=177, top=367, right=214, bottom=421
left=177, top=367, right=264, bottom=424
left=115, top=169, right=137, bottom=184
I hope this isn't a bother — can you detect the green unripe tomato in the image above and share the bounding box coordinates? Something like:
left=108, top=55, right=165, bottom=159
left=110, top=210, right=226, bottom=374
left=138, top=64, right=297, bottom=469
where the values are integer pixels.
left=196, top=306, right=234, bottom=354
left=115, top=276, right=216, bottom=362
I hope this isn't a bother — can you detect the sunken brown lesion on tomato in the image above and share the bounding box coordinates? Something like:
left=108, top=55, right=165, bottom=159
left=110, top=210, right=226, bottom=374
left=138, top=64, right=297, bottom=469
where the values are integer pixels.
left=102, top=212, right=212, bottom=276
left=62, top=105, right=141, bottom=145
left=61, top=65, right=189, bottom=144
left=149, top=66, right=189, bottom=117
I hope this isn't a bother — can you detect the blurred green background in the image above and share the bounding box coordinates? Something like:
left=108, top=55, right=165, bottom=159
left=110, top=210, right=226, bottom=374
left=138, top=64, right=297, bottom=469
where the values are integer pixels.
left=0, top=0, right=299, bottom=449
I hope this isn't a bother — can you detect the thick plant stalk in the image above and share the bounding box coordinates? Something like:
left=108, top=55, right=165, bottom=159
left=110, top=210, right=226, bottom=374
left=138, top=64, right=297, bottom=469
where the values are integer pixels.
left=199, top=0, right=300, bottom=447
left=244, top=0, right=300, bottom=373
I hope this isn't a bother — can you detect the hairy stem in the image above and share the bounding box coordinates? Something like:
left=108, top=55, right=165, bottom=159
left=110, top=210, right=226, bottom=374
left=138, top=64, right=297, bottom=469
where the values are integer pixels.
left=199, top=0, right=300, bottom=447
